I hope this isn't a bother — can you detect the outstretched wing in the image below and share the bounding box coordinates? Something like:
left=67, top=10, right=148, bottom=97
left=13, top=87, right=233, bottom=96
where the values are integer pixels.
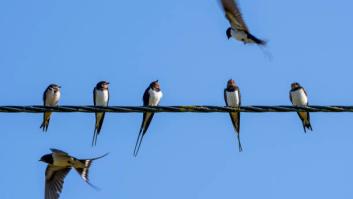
left=45, top=165, right=71, bottom=199
left=220, top=0, right=249, bottom=31
left=50, top=148, right=69, bottom=155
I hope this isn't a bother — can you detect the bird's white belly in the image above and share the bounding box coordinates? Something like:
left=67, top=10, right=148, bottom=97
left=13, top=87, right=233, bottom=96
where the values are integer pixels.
left=226, top=91, right=240, bottom=107
left=148, top=89, right=162, bottom=106
left=45, top=91, right=60, bottom=106
left=95, top=90, right=109, bottom=106
left=291, top=89, right=308, bottom=106
left=233, top=30, right=253, bottom=43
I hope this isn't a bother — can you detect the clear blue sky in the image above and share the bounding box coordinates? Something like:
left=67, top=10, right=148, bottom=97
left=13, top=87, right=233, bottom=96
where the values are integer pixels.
left=1, top=0, right=353, bottom=198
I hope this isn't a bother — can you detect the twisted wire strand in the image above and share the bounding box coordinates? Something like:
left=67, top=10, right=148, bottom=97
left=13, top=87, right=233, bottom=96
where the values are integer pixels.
left=0, top=105, right=352, bottom=113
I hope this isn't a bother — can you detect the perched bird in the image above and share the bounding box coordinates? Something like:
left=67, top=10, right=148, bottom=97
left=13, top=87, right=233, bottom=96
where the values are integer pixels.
left=39, top=148, right=108, bottom=199
left=220, top=0, right=266, bottom=45
left=92, top=81, right=110, bottom=146
left=40, top=84, right=61, bottom=132
left=289, top=82, right=313, bottom=133
left=133, top=80, right=163, bottom=156
left=224, top=79, right=243, bottom=152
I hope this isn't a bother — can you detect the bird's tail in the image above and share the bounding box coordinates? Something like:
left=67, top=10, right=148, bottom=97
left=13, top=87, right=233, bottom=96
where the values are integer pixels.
left=92, top=112, right=105, bottom=146
left=92, top=129, right=98, bottom=147
left=247, top=32, right=273, bottom=61
left=133, top=129, right=145, bottom=157
left=304, top=120, right=313, bottom=132
left=237, top=133, right=243, bottom=152
left=92, top=118, right=100, bottom=146
left=302, top=124, right=307, bottom=133
left=40, top=112, right=51, bottom=132
left=257, top=44, right=273, bottom=61
left=247, top=32, right=266, bottom=46
left=74, top=153, right=109, bottom=188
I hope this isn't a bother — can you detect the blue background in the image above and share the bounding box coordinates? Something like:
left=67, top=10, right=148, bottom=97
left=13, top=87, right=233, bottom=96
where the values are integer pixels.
left=1, top=0, right=353, bottom=198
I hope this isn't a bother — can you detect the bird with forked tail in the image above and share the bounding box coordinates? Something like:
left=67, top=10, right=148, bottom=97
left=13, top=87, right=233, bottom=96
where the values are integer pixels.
left=224, top=79, right=243, bottom=152
left=220, top=0, right=266, bottom=46
left=92, top=81, right=110, bottom=146
left=133, top=80, right=163, bottom=157
left=39, top=148, right=108, bottom=199
left=40, top=84, right=61, bottom=132
left=289, top=82, right=313, bottom=133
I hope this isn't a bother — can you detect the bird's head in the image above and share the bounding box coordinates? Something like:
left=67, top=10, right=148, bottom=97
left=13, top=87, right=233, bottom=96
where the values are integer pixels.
left=39, top=154, right=53, bottom=164
left=227, top=79, right=236, bottom=88
left=291, top=82, right=300, bottom=89
left=226, top=27, right=232, bottom=39
left=150, top=80, right=161, bottom=91
left=97, top=81, right=110, bottom=90
left=49, top=84, right=61, bottom=93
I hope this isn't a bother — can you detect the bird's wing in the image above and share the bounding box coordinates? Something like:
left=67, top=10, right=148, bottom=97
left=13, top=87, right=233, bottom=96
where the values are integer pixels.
left=289, top=92, right=292, bottom=103
left=220, top=0, right=249, bottom=31
left=41, top=87, right=50, bottom=131
left=141, top=112, right=154, bottom=135
left=134, top=112, right=155, bottom=156
left=224, top=89, right=229, bottom=106
left=230, top=89, right=241, bottom=133
left=95, top=112, right=105, bottom=134
left=45, top=165, right=71, bottom=199
left=134, top=86, right=153, bottom=156
left=143, top=87, right=150, bottom=106
left=50, top=149, right=71, bottom=160
left=50, top=148, right=69, bottom=155
left=237, top=89, right=241, bottom=133
left=93, top=88, right=96, bottom=106
left=43, top=87, right=48, bottom=105
left=301, top=87, right=310, bottom=126
left=238, top=88, right=241, bottom=106
left=229, top=111, right=240, bottom=133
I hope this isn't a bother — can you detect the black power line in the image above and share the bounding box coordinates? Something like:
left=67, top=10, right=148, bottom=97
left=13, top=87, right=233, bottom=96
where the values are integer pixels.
left=0, top=105, right=352, bottom=113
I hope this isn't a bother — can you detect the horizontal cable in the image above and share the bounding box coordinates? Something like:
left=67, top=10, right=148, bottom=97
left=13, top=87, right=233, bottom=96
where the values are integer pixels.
left=0, top=105, right=352, bottom=113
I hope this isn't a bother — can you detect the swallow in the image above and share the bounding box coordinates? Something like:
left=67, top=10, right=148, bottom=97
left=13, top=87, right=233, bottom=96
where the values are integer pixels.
left=289, top=82, right=313, bottom=133
left=92, top=81, right=110, bottom=146
left=220, top=0, right=266, bottom=45
left=224, top=79, right=243, bottom=152
left=133, top=80, right=163, bottom=156
left=40, top=84, right=61, bottom=132
left=39, top=148, right=108, bottom=199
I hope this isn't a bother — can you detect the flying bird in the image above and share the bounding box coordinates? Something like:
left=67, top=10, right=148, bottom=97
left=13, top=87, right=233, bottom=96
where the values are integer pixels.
left=224, top=79, right=243, bottom=152
left=92, top=81, right=110, bottom=146
left=133, top=80, right=163, bottom=156
left=40, top=84, right=61, bottom=132
left=220, top=0, right=266, bottom=45
left=40, top=148, right=108, bottom=199
left=289, top=82, right=313, bottom=133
